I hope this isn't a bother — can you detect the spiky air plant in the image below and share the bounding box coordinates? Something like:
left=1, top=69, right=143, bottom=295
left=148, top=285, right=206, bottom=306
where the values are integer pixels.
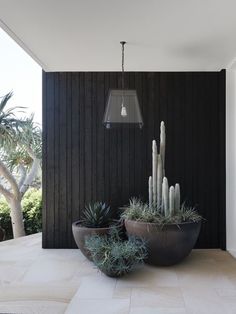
left=122, top=198, right=202, bottom=226
left=121, top=198, right=161, bottom=223
left=81, top=202, right=115, bottom=228
left=85, top=228, right=147, bottom=277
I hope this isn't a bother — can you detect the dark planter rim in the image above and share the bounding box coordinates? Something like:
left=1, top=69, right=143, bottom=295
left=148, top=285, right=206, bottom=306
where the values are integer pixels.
left=125, top=219, right=202, bottom=227
left=72, top=219, right=122, bottom=230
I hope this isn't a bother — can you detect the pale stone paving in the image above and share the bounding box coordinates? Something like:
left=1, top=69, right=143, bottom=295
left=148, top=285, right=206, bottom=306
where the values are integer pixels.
left=0, top=233, right=236, bottom=314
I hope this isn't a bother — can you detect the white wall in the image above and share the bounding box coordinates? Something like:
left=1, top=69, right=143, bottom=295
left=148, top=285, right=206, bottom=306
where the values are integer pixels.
left=226, top=64, right=236, bottom=257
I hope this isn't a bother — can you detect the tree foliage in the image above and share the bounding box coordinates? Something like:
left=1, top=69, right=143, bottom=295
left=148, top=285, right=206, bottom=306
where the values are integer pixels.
left=0, top=189, right=42, bottom=239
left=0, top=92, right=42, bottom=238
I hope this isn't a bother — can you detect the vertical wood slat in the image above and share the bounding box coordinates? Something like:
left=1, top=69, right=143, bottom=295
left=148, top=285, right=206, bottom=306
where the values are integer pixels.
left=84, top=73, right=92, bottom=204
left=104, top=73, right=110, bottom=203
left=71, top=73, right=80, bottom=247
left=109, top=72, right=118, bottom=204
left=96, top=72, right=105, bottom=201
left=134, top=73, right=143, bottom=196
left=59, top=73, right=67, bottom=248
left=42, top=72, right=55, bottom=248
left=79, top=73, right=85, bottom=220
left=42, top=71, right=226, bottom=249
left=66, top=73, right=72, bottom=246
left=218, top=69, right=226, bottom=249
left=54, top=73, right=60, bottom=247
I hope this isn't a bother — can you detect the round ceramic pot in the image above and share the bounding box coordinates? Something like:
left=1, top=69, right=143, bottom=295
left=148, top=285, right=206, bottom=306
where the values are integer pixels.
left=99, top=268, right=124, bottom=278
left=72, top=221, right=123, bottom=260
left=125, top=219, right=201, bottom=266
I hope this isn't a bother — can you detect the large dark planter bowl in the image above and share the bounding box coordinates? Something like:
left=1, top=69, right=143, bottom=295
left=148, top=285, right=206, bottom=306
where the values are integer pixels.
left=72, top=221, right=123, bottom=261
left=125, top=219, right=201, bottom=266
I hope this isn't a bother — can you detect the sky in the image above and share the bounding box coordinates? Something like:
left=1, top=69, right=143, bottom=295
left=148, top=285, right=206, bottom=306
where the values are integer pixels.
left=0, top=28, right=42, bottom=124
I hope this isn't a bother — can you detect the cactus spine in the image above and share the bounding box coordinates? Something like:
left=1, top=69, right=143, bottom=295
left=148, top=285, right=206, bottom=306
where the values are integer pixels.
left=148, top=121, right=181, bottom=217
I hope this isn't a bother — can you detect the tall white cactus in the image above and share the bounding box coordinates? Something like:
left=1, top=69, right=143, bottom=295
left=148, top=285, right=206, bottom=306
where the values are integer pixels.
left=148, top=121, right=181, bottom=217
left=160, top=121, right=166, bottom=176
left=148, top=176, right=153, bottom=208
left=162, top=177, right=169, bottom=216
left=152, top=140, right=157, bottom=205
left=157, top=154, right=162, bottom=208
left=174, top=183, right=181, bottom=212
left=169, top=186, right=175, bottom=216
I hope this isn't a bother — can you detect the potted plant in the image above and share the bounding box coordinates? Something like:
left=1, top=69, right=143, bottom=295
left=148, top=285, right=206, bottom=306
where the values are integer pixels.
left=123, top=199, right=202, bottom=266
left=72, top=202, right=122, bottom=260
left=85, top=229, right=147, bottom=277
left=122, top=121, right=202, bottom=266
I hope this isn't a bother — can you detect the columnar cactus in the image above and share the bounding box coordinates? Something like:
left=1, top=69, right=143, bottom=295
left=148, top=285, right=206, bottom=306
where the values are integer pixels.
left=157, top=154, right=162, bottom=208
left=169, top=186, right=175, bottom=216
left=152, top=140, right=157, bottom=204
left=162, top=177, right=169, bottom=216
left=174, top=183, right=181, bottom=212
left=160, top=121, right=166, bottom=176
left=148, top=176, right=153, bottom=208
left=148, top=121, right=181, bottom=217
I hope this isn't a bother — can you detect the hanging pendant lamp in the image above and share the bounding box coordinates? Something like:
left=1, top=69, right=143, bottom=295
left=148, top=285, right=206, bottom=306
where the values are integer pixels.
left=103, top=41, right=143, bottom=129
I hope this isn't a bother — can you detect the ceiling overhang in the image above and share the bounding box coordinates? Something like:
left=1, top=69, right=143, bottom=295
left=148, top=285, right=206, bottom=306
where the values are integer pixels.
left=0, top=0, right=236, bottom=72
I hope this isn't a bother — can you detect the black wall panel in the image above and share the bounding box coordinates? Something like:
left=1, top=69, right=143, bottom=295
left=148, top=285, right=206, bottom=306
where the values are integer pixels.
left=42, top=71, right=226, bottom=249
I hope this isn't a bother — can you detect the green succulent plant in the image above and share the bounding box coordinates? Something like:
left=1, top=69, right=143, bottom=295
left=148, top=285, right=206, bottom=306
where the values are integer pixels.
left=85, top=229, right=147, bottom=277
left=121, top=198, right=202, bottom=226
left=81, top=202, right=114, bottom=228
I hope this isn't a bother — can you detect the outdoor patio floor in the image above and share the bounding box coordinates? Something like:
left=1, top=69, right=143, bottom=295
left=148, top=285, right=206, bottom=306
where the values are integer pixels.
left=0, top=234, right=236, bottom=313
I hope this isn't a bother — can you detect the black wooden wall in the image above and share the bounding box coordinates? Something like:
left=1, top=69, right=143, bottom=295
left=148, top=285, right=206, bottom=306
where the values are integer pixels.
left=42, top=71, right=226, bottom=249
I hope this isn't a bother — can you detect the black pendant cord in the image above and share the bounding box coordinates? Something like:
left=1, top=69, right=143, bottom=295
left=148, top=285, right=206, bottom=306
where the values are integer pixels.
left=120, top=41, right=126, bottom=96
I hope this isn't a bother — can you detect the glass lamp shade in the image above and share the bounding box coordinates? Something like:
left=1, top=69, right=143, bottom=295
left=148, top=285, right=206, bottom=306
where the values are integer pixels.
left=103, top=89, right=143, bottom=129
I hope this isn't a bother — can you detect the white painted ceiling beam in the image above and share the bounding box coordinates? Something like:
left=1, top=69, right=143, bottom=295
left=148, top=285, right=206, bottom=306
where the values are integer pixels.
left=0, top=0, right=236, bottom=71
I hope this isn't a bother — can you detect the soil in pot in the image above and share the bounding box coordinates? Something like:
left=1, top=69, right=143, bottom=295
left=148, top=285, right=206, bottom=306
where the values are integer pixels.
left=125, top=219, right=201, bottom=266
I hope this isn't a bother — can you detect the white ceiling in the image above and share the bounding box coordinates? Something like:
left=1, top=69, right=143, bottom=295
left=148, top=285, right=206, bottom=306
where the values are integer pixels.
left=0, top=0, right=236, bottom=72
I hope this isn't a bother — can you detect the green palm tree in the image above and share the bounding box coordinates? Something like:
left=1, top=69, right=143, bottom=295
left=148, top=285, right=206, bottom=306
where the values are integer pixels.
left=0, top=92, right=41, bottom=238
left=0, top=92, right=27, bottom=148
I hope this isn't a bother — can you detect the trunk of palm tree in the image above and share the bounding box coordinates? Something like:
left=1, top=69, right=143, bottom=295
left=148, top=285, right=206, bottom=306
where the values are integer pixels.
left=20, top=158, right=40, bottom=195
left=9, top=197, right=25, bottom=238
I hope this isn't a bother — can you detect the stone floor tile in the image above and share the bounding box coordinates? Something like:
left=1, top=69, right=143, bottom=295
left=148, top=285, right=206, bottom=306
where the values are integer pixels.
left=129, top=307, right=187, bottom=314
left=65, top=298, right=130, bottom=314
left=0, top=300, right=67, bottom=314
left=131, top=287, right=185, bottom=308
left=182, top=287, right=230, bottom=314
left=75, top=274, right=117, bottom=299
left=113, top=286, right=132, bottom=299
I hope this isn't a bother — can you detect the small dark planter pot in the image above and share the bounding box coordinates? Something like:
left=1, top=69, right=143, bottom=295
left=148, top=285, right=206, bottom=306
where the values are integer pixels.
left=100, top=269, right=124, bottom=278
left=125, top=219, right=201, bottom=266
left=72, top=221, right=123, bottom=261
left=0, top=227, right=5, bottom=242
